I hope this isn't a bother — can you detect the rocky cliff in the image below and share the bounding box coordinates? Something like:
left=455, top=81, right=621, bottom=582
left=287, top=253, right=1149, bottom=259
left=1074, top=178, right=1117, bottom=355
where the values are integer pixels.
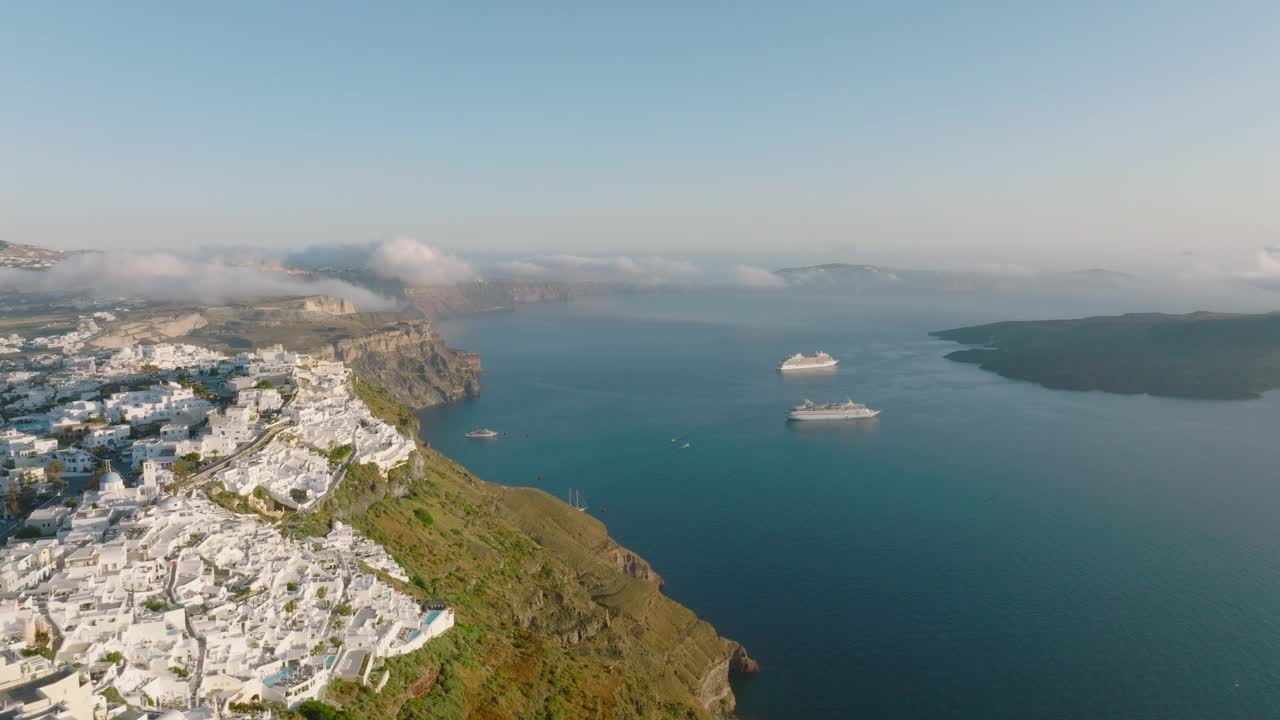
left=316, top=320, right=480, bottom=407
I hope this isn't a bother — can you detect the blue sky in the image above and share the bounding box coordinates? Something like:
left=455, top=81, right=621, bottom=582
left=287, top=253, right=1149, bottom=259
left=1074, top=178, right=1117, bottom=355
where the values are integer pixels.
left=2, top=1, right=1276, bottom=271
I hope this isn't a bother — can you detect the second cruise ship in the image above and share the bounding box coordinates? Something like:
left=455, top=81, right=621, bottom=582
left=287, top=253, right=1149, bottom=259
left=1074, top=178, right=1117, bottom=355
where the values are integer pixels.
left=787, top=399, right=880, bottom=421
left=778, top=351, right=838, bottom=371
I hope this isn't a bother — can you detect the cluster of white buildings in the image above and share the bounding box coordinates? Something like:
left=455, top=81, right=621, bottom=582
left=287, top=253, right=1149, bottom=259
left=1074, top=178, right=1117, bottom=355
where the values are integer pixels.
left=0, top=340, right=450, bottom=718
left=103, top=382, right=212, bottom=428
left=99, top=344, right=224, bottom=375
left=22, top=483, right=450, bottom=716
left=25, top=317, right=102, bottom=355
left=213, top=359, right=413, bottom=511
left=283, top=362, right=414, bottom=472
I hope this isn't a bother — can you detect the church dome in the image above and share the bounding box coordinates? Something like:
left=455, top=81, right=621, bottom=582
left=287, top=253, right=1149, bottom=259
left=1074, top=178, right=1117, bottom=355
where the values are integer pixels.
left=97, top=460, right=125, bottom=491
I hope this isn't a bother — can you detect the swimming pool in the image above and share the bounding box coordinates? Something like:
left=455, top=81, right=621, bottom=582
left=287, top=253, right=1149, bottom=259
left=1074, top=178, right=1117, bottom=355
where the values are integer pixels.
left=405, top=609, right=444, bottom=641
left=262, top=667, right=295, bottom=687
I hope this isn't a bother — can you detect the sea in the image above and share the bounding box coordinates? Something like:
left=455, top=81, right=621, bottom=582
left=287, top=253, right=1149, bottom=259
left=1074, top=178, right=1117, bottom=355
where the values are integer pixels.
left=419, top=286, right=1280, bottom=719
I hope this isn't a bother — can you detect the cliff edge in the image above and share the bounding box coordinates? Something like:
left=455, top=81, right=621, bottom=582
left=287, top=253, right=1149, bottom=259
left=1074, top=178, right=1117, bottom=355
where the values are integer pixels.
left=287, top=381, right=756, bottom=719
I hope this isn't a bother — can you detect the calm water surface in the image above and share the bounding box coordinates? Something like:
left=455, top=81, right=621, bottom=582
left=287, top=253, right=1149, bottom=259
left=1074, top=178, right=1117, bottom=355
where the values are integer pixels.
left=419, top=289, right=1280, bottom=719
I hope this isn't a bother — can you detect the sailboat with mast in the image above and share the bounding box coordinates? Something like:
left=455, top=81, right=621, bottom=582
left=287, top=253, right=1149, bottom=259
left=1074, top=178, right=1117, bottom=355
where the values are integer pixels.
left=568, top=488, right=588, bottom=512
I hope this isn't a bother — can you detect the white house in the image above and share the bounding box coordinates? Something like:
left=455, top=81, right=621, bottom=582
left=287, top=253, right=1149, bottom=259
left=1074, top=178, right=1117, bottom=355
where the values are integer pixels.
left=84, top=424, right=130, bottom=449
left=52, top=449, right=95, bottom=476
left=237, top=388, right=282, bottom=413
left=159, top=423, right=190, bottom=441
left=26, top=506, right=72, bottom=536
left=0, top=430, right=58, bottom=464
left=206, top=406, right=256, bottom=448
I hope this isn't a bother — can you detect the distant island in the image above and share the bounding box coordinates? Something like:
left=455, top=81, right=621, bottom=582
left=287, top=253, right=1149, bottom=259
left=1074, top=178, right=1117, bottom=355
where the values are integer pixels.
left=775, top=263, right=1134, bottom=291
left=932, top=311, right=1280, bottom=400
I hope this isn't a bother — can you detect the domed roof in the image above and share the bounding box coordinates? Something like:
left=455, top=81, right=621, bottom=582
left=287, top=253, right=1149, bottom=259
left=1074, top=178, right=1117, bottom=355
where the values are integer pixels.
left=97, top=460, right=125, bottom=490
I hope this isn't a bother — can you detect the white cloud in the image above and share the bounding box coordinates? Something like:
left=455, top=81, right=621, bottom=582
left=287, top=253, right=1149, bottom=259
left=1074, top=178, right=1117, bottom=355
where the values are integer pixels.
left=494, top=254, right=701, bottom=286
left=731, top=264, right=786, bottom=289
left=495, top=260, right=548, bottom=277
left=0, top=251, right=397, bottom=310
left=365, top=236, right=477, bottom=287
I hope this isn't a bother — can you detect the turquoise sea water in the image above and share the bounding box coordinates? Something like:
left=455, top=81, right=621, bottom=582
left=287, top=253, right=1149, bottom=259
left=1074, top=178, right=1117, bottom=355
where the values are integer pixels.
left=420, top=289, right=1280, bottom=719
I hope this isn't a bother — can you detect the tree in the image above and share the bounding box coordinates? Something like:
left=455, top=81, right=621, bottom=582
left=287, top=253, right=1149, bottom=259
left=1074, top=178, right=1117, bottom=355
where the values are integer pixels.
left=316, top=587, right=328, bottom=600
left=326, top=444, right=352, bottom=465
left=286, top=582, right=299, bottom=592
left=14, top=526, right=42, bottom=540
left=289, top=488, right=308, bottom=505
left=254, top=378, right=275, bottom=389
left=45, top=459, right=65, bottom=482
left=335, top=604, right=353, bottom=616
left=100, top=687, right=127, bottom=706
left=180, top=452, right=201, bottom=463
left=141, top=364, right=161, bottom=376
left=144, top=597, right=167, bottom=612
left=99, top=651, right=125, bottom=666
left=172, top=458, right=198, bottom=480
left=284, top=599, right=298, bottom=613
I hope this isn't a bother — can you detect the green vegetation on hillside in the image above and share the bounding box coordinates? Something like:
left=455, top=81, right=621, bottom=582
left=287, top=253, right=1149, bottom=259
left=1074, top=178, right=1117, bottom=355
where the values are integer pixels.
left=280, top=380, right=748, bottom=719
left=933, top=311, right=1280, bottom=400
left=354, top=377, right=419, bottom=436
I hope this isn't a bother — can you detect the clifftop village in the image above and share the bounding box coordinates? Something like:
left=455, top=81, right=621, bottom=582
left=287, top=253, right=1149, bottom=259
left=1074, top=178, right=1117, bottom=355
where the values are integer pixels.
left=0, top=315, right=451, bottom=719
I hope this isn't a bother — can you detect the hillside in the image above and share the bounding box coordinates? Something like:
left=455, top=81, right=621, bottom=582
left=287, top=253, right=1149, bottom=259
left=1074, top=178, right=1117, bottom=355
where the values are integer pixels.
left=0, top=240, right=74, bottom=269
left=402, top=280, right=574, bottom=318
left=277, top=382, right=755, bottom=719
left=932, top=311, right=1280, bottom=400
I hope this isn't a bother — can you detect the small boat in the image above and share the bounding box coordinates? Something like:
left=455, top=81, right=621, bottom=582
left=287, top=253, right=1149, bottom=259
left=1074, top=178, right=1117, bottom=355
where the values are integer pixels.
left=464, top=428, right=498, bottom=439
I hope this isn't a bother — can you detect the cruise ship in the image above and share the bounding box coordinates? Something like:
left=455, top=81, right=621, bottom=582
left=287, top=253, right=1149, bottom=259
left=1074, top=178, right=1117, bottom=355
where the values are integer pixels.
left=778, top=351, right=838, bottom=371
left=787, top=399, right=880, bottom=421
left=464, top=428, right=498, bottom=439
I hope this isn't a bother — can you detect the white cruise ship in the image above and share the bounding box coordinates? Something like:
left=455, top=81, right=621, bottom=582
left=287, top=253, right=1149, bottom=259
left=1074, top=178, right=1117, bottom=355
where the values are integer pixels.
left=787, top=399, right=880, bottom=421
left=778, top=351, right=838, bottom=371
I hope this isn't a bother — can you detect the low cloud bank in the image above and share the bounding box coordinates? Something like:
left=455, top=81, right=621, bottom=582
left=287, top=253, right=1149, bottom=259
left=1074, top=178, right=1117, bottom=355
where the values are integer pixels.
left=731, top=264, right=787, bottom=289
left=366, top=236, right=477, bottom=286
left=1227, top=247, right=1280, bottom=290
left=495, top=254, right=702, bottom=286
left=287, top=236, right=476, bottom=287
left=0, top=251, right=398, bottom=310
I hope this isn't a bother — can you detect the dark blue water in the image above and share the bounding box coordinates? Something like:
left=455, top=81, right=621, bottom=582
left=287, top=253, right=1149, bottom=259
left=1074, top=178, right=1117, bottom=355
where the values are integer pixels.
left=419, top=289, right=1280, bottom=719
